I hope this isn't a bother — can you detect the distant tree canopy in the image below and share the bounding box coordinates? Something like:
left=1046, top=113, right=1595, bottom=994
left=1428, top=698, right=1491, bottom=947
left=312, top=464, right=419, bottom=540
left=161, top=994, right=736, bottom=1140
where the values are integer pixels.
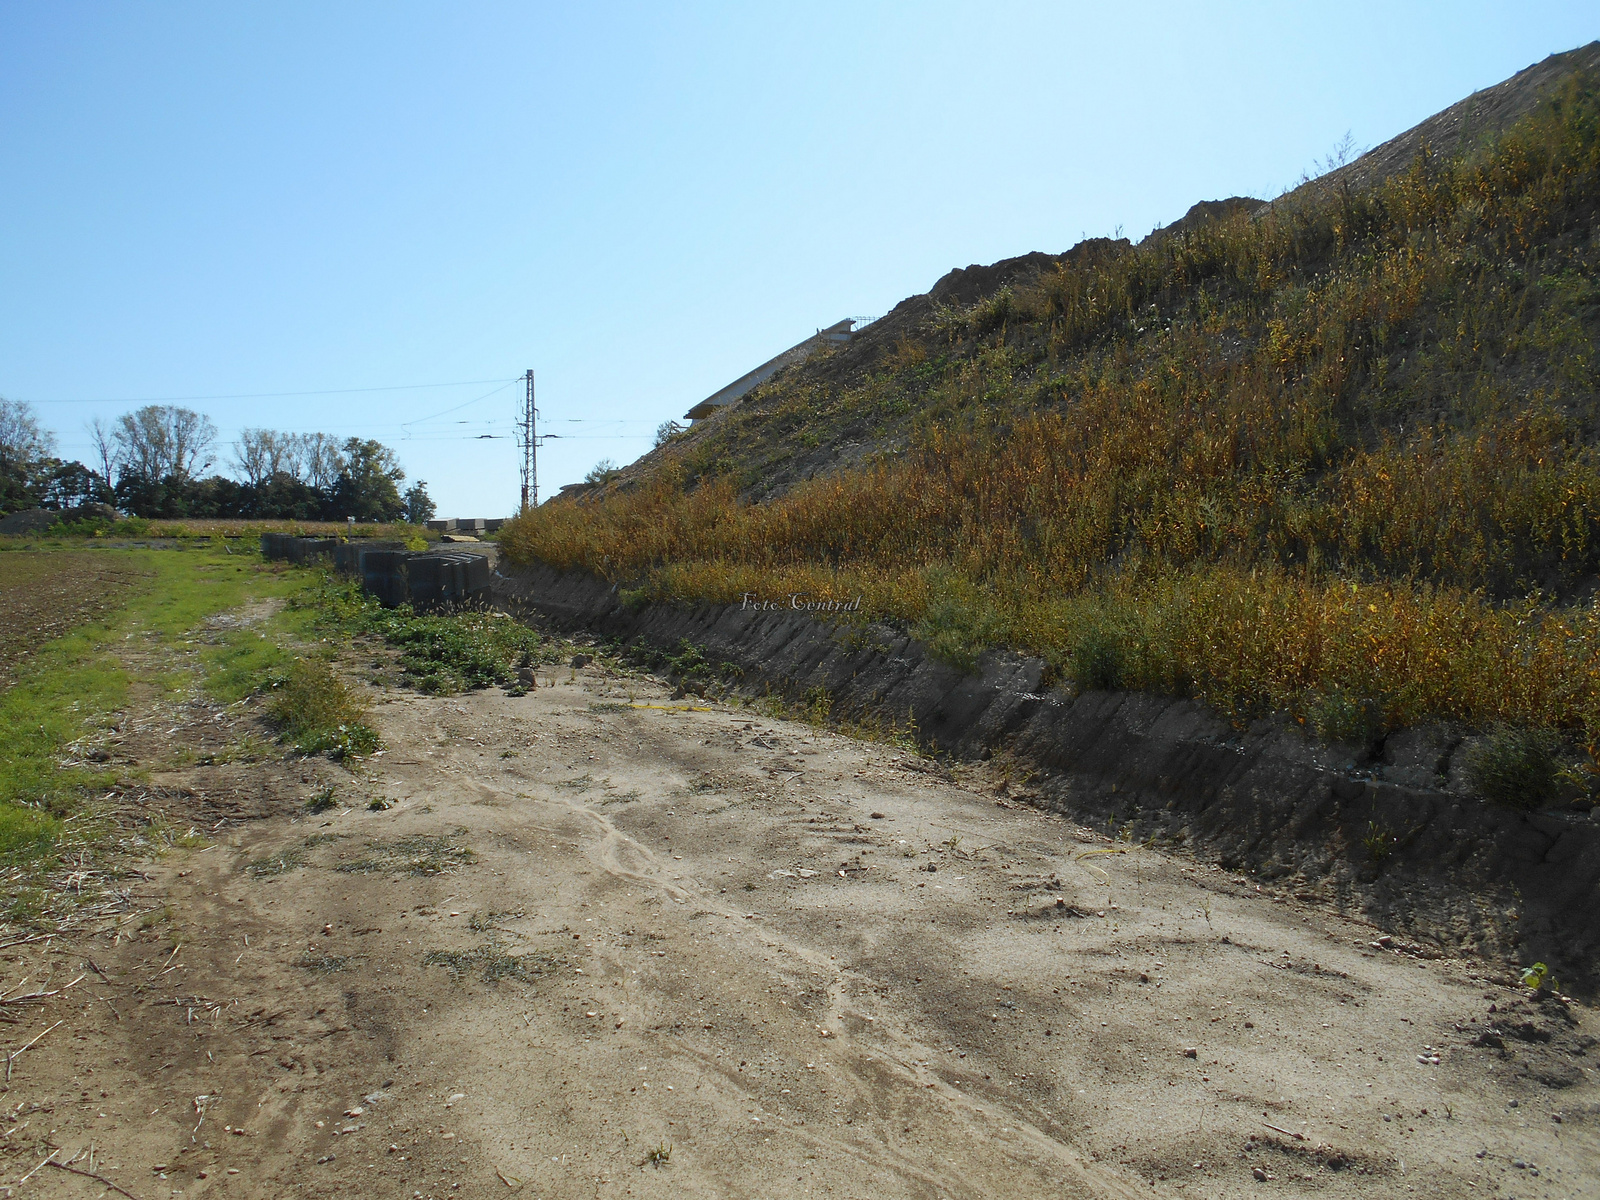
left=328, top=439, right=406, bottom=522
left=0, top=397, right=113, bottom=514
left=0, top=399, right=432, bottom=523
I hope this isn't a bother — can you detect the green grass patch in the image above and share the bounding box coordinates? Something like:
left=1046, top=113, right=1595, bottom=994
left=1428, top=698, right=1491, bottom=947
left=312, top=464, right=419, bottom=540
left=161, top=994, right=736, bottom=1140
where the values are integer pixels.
left=294, top=575, right=560, bottom=693
left=0, top=547, right=301, bottom=862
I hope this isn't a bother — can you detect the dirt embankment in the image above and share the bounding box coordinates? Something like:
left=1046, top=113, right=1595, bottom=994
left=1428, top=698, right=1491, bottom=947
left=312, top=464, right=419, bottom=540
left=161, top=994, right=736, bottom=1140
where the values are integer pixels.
left=493, top=562, right=1600, bottom=993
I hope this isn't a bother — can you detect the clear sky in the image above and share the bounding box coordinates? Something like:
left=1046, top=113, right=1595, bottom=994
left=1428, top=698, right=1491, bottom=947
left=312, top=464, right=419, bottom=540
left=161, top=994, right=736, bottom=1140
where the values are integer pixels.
left=3, top=2, right=1595, bottom=517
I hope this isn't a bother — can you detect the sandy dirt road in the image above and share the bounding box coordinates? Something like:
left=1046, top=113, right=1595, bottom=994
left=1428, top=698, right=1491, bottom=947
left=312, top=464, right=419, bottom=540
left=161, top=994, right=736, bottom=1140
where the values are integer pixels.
left=6, top=656, right=1599, bottom=1199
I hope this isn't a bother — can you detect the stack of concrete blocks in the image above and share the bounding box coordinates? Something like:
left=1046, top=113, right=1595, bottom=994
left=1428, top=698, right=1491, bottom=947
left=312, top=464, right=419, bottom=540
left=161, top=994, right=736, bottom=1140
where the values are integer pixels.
left=260, top=532, right=340, bottom=564
left=262, top=535, right=491, bottom=610
left=426, top=518, right=503, bottom=533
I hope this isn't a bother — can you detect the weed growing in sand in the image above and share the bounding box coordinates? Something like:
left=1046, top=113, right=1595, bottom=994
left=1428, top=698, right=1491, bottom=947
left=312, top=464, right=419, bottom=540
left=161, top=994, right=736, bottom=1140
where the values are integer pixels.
left=304, top=785, right=340, bottom=814
left=247, top=848, right=305, bottom=877
left=138, top=904, right=175, bottom=930
left=642, top=1142, right=672, bottom=1168
left=204, top=733, right=273, bottom=766
left=802, top=686, right=832, bottom=726
left=267, top=658, right=380, bottom=758
left=2, top=887, right=49, bottom=924
left=1520, top=961, right=1559, bottom=992
left=468, top=910, right=523, bottom=931
left=1363, top=820, right=1398, bottom=862
left=139, top=815, right=209, bottom=853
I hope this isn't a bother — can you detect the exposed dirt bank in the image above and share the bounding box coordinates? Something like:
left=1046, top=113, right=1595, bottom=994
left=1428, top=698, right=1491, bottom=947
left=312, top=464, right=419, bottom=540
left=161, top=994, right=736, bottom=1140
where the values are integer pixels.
left=492, top=563, right=1600, bottom=995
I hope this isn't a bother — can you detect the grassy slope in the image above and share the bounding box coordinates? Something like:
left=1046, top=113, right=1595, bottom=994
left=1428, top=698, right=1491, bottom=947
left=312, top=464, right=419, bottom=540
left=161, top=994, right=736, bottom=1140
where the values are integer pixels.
left=503, top=72, right=1600, bottom=759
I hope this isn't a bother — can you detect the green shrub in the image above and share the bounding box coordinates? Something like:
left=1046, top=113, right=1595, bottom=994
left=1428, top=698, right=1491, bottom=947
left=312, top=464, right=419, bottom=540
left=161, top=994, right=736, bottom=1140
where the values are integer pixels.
left=912, top=570, right=1004, bottom=674
left=1071, top=627, right=1125, bottom=691
left=968, top=287, right=1016, bottom=336
left=1307, top=690, right=1387, bottom=745
left=267, top=658, right=380, bottom=757
left=1463, top=726, right=1562, bottom=810
left=663, top=638, right=709, bottom=679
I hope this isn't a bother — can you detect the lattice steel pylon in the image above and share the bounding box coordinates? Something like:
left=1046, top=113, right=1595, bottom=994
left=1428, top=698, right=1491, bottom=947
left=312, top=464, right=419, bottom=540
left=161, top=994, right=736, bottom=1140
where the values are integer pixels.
left=515, top=368, right=537, bottom=511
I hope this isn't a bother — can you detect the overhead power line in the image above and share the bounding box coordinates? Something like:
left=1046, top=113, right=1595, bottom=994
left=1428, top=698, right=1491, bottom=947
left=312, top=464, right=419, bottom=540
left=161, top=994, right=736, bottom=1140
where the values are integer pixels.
left=33, top=377, right=520, bottom=405
left=401, top=378, right=522, bottom=429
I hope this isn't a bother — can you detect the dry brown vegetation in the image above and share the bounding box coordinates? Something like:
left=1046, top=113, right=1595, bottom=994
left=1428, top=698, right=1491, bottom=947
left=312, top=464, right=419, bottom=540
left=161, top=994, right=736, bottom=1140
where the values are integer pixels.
left=503, top=72, right=1600, bottom=769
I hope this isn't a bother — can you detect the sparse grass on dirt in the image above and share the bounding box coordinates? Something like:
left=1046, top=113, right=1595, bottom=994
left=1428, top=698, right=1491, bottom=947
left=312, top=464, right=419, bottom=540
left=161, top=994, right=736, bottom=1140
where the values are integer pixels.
left=245, top=848, right=305, bottom=878
left=422, top=940, right=558, bottom=984
left=294, top=949, right=351, bottom=972
left=335, top=830, right=476, bottom=876
left=502, top=71, right=1600, bottom=776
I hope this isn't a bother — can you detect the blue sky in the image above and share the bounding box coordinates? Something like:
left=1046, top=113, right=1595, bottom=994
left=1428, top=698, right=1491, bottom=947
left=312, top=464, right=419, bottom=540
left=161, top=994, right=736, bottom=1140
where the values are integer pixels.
left=2, top=2, right=1595, bottom=516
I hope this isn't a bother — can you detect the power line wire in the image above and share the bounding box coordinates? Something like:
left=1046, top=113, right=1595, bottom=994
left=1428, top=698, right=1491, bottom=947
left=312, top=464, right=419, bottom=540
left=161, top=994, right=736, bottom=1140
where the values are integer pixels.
left=401, top=378, right=523, bottom=429
left=31, top=377, right=520, bottom=405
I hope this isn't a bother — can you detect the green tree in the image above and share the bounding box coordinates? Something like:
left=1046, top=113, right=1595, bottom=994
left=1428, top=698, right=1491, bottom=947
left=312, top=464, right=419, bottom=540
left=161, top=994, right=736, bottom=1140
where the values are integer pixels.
left=0, top=398, right=57, bottom=515
left=329, top=438, right=406, bottom=522
left=402, top=480, right=436, bottom=525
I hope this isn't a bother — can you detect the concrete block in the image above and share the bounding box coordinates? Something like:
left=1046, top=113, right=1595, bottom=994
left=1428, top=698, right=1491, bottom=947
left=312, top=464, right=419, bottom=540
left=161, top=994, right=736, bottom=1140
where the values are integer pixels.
left=285, top=537, right=337, bottom=564
left=407, top=551, right=491, bottom=609
left=360, top=549, right=413, bottom=608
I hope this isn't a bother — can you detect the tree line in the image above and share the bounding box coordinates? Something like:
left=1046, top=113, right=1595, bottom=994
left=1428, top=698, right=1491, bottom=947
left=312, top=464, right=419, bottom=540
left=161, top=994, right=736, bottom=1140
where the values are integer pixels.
left=0, top=399, right=434, bottom=523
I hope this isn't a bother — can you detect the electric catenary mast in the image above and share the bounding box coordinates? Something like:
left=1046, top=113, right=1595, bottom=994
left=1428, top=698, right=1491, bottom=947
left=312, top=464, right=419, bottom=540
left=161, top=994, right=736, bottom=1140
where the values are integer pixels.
left=516, top=368, right=537, bottom=511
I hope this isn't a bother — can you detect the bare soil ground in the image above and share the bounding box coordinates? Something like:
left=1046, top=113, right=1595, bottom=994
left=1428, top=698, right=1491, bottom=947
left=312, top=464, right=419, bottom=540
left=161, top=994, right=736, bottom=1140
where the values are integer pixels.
left=4, top=632, right=1598, bottom=1199
left=0, top=552, right=153, bottom=687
